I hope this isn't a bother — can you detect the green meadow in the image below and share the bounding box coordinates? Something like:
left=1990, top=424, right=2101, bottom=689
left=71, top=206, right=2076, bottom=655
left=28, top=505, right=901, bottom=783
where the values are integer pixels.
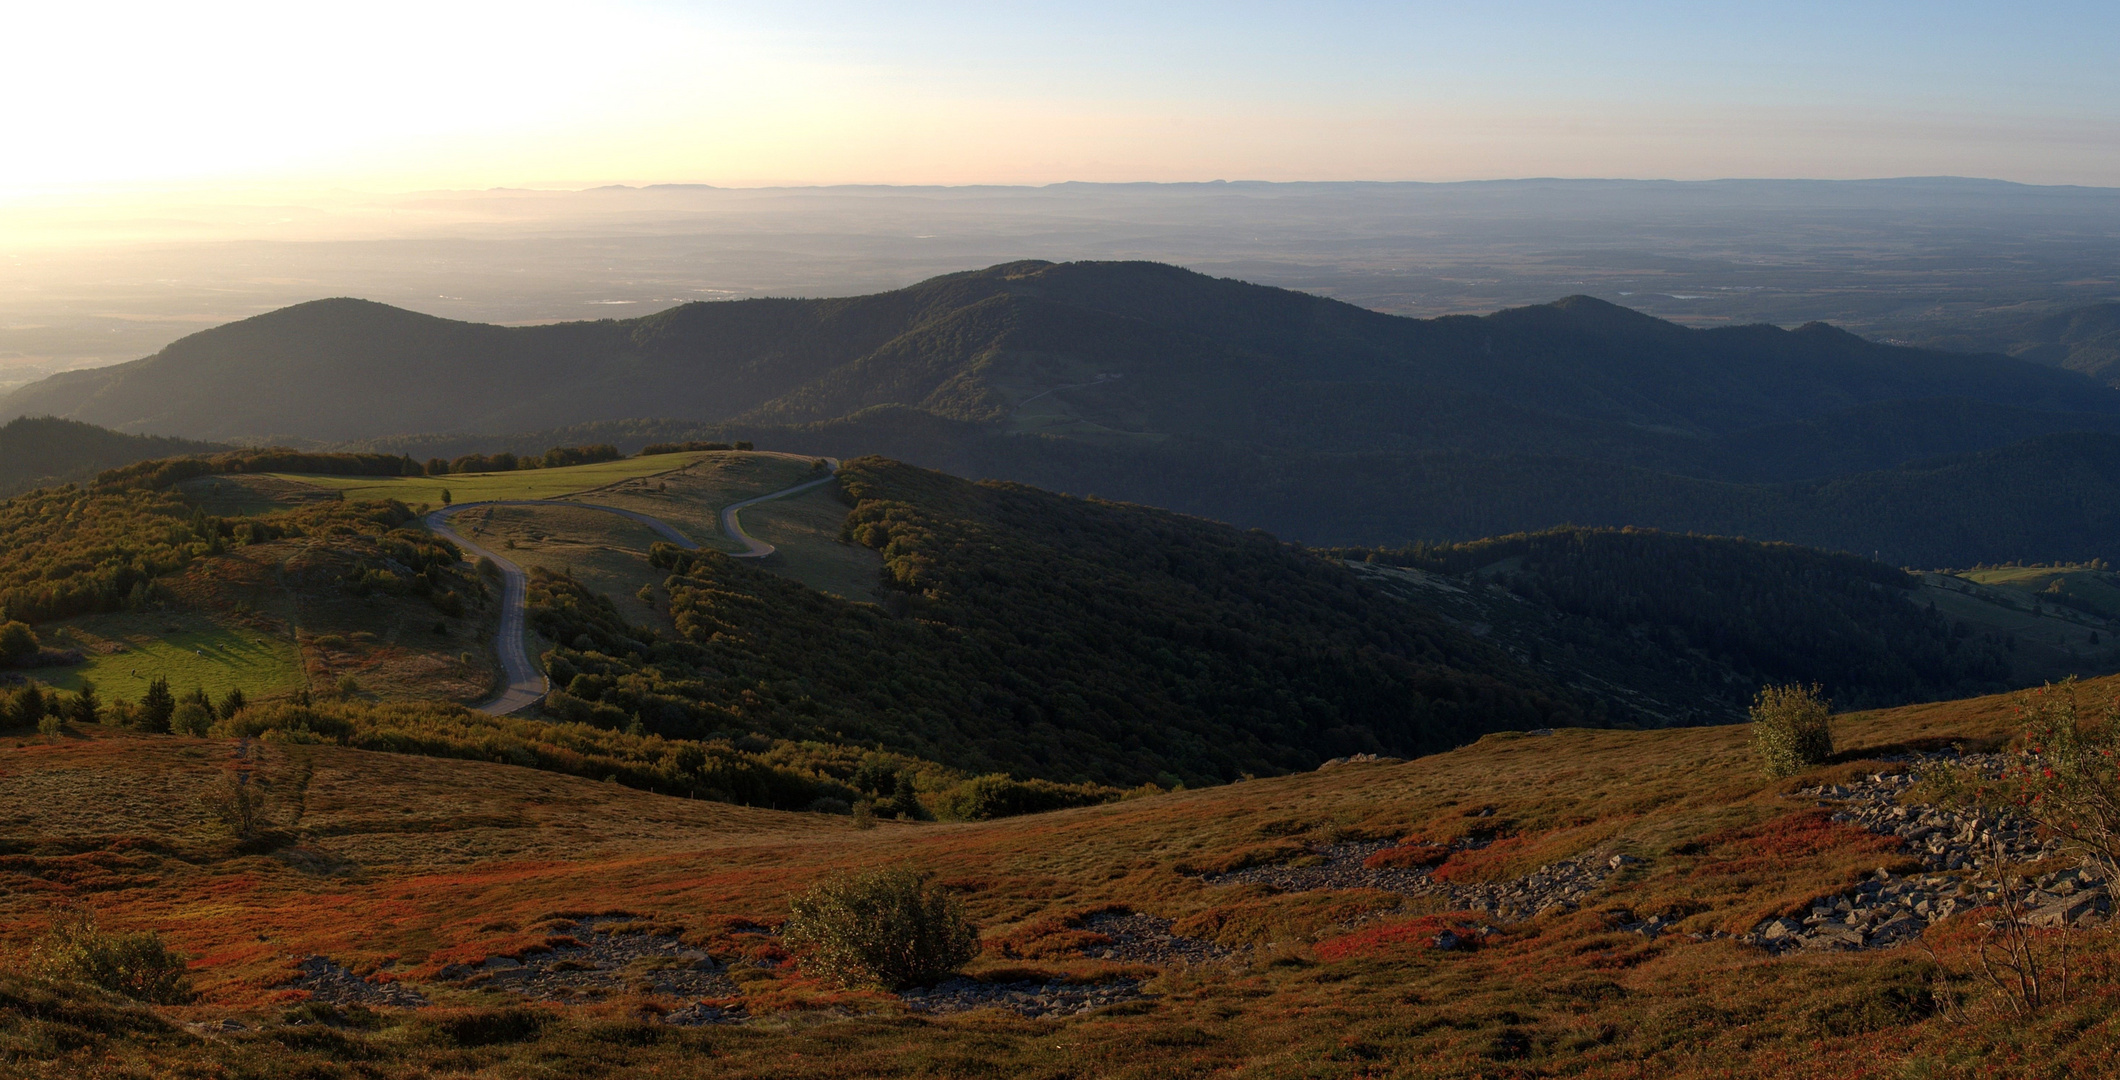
left=266, top=450, right=719, bottom=505
left=40, top=613, right=304, bottom=703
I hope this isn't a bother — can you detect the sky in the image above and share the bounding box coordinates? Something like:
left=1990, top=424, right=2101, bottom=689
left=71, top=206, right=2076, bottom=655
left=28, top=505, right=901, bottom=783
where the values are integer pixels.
left=4, top=0, right=2119, bottom=193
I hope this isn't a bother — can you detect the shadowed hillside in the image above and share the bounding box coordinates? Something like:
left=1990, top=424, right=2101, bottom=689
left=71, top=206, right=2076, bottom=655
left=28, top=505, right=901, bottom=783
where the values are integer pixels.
left=8, top=261, right=2112, bottom=450
left=0, top=416, right=222, bottom=496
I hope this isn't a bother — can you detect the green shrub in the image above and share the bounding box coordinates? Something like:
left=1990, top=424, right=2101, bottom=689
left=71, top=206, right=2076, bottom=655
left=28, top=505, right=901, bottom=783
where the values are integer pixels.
left=784, top=869, right=978, bottom=989
left=1751, top=683, right=1834, bottom=777
left=0, top=620, right=38, bottom=662
left=933, top=773, right=1116, bottom=820
left=29, top=913, right=195, bottom=1004
left=170, top=702, right=214, bottom=737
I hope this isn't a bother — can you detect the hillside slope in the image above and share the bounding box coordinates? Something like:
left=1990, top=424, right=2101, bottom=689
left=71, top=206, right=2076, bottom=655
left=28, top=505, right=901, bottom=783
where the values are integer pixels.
left=0, top=416, right=222, bottom=496
left=1, top=677, right=2111, bottom=1077
left=1921, top=300, right=2120, bottom=387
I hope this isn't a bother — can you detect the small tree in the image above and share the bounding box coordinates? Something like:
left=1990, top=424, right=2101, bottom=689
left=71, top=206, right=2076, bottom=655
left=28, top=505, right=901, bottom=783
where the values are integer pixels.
left=440, top=488, right=453, bottom=506
left=170, top=701, right=214, bottom=737
left=201, top=773, right=267, bottom=841
left=8, top=682, right=46, bottom=730
left=29, top=912, right=194, bottom=1004
left=217, top=687, right=246, bottom=720
left=73, top=679, right=100, bottom=725
left=1751, top=683, right=1834, bottom=778
left=784, top=869, right=978, bottom=990
left=140, top=677, right=175, bottom=733
left=0, top=620, right=37, bottom=663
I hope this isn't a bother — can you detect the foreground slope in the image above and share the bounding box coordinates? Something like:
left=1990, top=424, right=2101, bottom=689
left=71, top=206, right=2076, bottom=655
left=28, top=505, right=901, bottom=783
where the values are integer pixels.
left=1, top=677, right=2110, bottom=1078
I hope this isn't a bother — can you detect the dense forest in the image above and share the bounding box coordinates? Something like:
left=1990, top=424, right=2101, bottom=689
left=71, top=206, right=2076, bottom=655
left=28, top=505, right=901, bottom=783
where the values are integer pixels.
left=533, top=457, right=1582, bottom=787
left=26, top=260, right=2118, bottom=567
left=0, top=416, right=222, bottom=497
left=1337, top=527, right=2014, bottom=717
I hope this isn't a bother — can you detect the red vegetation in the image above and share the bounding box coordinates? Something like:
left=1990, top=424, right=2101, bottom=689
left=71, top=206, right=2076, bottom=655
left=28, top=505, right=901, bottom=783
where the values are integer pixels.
left=1313, top=914, right=1484, bottom=961
left=1429, top=837, right=1535, bottom=883
left=1362, top=842, right=1451, bottom=870
left=1692, top=809, right=1903, bottom=877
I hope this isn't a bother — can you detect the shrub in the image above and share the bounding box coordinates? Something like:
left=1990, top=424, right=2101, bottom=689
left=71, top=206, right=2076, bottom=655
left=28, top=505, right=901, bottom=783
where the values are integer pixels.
left=0, top=620, right=38, bottom=662
left=1751, top=683, right=1833, bottom=777
left=200, top=773, right=268, bottom=840
left=932, top=773, right=1118, bottom=820
left=783, top=869, right=979, bottom=989
left=6, top=681, right=46, bottom=729
left=170, top=701, right=214, bottom=737
left=29, top=913, right=195, bottom=1004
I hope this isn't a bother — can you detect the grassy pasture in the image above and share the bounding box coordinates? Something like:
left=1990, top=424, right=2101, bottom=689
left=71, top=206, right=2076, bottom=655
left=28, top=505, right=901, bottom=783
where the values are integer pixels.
left=263, top=450, right=721, bottom=505
left=3, top=675, right=2107, bottom=1077
left=450, top=503, right=679, bottom=630
left=734, top=482, right=885, bottom=600
left=39, top=612, right=303, bottom=702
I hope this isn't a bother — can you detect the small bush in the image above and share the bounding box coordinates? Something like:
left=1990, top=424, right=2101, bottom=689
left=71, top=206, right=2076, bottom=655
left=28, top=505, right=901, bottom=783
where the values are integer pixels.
left=170, top=701, right=214, bottom=737
left=783, top=868, right=978, bottom=989
left=29, top=913, right=195, bottom=1004
left=201, top=773, right=268, bottom=840
left=1751, top=683, right=1833, bottom=778
left=0, top=620, right=38, bottom=662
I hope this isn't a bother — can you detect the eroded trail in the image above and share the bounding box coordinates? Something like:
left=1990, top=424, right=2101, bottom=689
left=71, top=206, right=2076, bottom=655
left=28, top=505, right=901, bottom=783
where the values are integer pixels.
left=425, top=466, right=836, bottom=715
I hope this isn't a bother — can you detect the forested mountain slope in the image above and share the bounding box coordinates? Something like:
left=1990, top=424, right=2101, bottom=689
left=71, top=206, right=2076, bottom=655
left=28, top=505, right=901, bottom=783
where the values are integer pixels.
left=8, top=261, right=2111, bottom=449
left=0, top=416, right=222, bottom=496
left=1920, top=301, right=2120, bottom=387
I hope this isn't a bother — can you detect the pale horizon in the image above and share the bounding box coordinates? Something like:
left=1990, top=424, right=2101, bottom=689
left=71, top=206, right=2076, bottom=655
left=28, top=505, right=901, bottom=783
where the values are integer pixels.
left=9, top=1, right=2120, bottom=196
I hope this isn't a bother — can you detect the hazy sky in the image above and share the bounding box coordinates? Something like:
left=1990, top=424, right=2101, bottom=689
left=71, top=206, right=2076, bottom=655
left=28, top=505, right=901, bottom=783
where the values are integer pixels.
left=7, top=0, right=2120, bottom=191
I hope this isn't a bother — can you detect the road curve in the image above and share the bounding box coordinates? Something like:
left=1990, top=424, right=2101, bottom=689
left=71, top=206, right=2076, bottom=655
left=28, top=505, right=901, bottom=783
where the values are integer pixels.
left=717, top=463, right=839, bottom=558
left=425, top=464, right=838, bottom=715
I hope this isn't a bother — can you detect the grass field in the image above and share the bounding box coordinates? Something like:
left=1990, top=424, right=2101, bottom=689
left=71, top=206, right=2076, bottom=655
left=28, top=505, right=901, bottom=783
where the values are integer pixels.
left=38, top=612, right=304, bottom=702
left=451, top=503, right=680, bottom=630
left=5, top=675, right=2110, bottom=1077
left=737, top=482, right=885, bottom=600
left=265, top=450, right=721, bottom=506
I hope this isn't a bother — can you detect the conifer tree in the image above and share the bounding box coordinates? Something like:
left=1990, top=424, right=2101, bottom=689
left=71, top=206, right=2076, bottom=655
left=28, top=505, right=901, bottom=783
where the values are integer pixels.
left=140, top=677, right=175, bottom=733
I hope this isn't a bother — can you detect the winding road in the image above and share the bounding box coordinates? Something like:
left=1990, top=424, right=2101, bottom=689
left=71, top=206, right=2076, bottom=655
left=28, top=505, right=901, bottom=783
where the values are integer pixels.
left=425, top=465, right=838, bottom=715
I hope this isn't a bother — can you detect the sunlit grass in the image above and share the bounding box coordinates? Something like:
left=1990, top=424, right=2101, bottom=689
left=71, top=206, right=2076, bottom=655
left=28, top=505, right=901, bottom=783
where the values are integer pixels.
left=41, top=612, right=303, bottom=702
left=266, top=451, right=720, bottom=505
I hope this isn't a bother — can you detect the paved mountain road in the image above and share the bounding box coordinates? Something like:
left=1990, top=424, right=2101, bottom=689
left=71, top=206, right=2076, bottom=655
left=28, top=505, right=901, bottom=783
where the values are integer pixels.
left=426, top=464, right=837, bottom=715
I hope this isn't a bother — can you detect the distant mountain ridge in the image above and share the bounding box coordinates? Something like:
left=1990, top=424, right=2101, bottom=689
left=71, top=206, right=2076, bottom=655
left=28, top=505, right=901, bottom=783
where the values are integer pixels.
left=6, top=261, right=2112, bottom=446
left=13, top=260, right=2120, bottom=564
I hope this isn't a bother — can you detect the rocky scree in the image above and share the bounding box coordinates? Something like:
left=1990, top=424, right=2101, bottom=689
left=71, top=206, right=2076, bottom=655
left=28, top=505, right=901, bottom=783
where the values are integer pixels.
left=1206, top=840, right=1643, bottom=923
left=433, top=915, right=740, bottom=1008
left=286, top=956, right=429, bottom=1008
left=898, top=977, right=1144, bottom=1018
left=1745, top=752, right=2111, bottom=953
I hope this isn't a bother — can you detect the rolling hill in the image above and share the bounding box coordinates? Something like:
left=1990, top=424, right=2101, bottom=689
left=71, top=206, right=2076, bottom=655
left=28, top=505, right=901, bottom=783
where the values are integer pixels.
left=1, top=670, right=2110, bottom=1077
left=1920, top=300, right=2120, bottom=387
left=12, top=260, right=2120, bottom=565
left=7, top=260, right=2113, bottom=454
left=0, top=415, right=223, bottom=496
